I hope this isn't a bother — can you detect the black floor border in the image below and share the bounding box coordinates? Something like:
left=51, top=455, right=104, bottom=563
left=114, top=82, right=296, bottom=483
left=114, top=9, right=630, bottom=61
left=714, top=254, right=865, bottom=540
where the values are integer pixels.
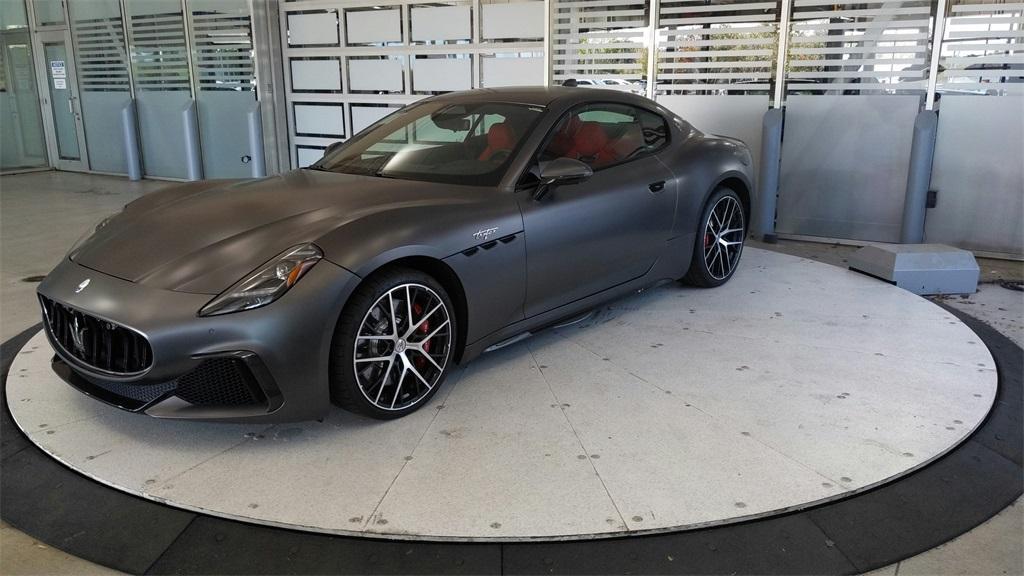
left=2, top=308, right=1021, bottom=575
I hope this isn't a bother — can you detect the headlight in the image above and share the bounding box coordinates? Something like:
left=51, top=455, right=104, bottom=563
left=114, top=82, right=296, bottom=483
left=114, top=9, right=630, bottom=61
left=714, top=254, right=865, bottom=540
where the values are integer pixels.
left=199, top=244, right=323, bottom=316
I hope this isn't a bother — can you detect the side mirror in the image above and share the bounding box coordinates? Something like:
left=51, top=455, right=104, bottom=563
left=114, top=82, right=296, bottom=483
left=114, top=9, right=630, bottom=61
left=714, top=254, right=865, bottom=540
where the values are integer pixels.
left=533, top=158, right=593, bottom=201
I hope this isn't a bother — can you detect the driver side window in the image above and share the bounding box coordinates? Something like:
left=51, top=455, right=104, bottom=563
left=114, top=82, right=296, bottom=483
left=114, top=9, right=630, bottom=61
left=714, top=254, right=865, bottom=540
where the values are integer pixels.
left=539, top=104, right=669, bottom=171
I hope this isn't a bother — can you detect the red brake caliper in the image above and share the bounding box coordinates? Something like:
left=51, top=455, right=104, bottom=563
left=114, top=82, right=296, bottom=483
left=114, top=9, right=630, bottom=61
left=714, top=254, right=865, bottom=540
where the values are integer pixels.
left=412, top=303, right=431, bottom=370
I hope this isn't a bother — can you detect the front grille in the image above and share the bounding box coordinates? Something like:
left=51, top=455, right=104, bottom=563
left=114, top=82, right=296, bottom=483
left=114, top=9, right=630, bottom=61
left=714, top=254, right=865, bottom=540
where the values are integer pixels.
left=91, top=379, right=177, bottom=405
left=174, top=358, right=266, bottom=407
left=40, top=296, right=152, bottom=375
left=53, top=354, right=268, bottom=412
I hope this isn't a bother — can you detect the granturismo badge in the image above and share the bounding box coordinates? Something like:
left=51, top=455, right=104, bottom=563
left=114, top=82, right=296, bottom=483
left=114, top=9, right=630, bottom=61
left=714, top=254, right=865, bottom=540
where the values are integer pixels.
left=74, top=278, right=90, bottom=293
left=473, top=227, right=499, bottom=241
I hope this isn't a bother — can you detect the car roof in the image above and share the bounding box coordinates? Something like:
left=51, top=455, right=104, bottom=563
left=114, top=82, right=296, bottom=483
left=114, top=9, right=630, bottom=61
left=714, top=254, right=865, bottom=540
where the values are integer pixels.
left=429, top=85, right=653, bottom=109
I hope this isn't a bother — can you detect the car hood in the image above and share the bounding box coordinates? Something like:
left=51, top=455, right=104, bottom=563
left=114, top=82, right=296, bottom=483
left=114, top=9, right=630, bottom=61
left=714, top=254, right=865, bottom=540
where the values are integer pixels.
left=71, top=170, right=476, bottom=295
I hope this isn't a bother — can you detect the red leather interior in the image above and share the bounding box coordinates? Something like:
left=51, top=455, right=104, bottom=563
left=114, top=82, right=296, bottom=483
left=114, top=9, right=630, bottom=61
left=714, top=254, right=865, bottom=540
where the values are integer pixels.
left=544, top=116, right=644, bottom=168
left=479, top=123, right=515, bottom=161
left=566, top=122, right=616, bottom=167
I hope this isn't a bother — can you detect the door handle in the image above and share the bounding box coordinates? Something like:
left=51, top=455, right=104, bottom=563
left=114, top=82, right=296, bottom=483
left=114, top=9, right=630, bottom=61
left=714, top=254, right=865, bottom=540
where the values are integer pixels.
left=648, top=181, right=666, bottom=193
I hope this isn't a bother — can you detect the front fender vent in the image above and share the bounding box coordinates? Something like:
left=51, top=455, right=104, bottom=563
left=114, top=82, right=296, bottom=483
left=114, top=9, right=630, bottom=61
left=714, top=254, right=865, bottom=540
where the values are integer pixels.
left=461, top=233, right=518, bottom=257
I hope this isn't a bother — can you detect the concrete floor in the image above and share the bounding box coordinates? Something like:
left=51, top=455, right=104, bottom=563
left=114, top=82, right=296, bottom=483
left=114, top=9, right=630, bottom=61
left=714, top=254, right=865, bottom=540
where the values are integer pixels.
left=0, top=171, right=1021, bottom=571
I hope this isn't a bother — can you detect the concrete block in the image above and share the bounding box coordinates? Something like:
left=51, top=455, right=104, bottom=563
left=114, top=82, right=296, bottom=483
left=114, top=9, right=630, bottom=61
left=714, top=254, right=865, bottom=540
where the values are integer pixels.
left=848, top=244, right=979, bottom=295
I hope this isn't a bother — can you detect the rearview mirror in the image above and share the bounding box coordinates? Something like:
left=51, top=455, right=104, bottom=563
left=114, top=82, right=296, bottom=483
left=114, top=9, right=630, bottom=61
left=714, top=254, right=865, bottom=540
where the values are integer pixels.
left=533, top=158, right=593, bottom=201
left=431, top=106, right=472, bottom=132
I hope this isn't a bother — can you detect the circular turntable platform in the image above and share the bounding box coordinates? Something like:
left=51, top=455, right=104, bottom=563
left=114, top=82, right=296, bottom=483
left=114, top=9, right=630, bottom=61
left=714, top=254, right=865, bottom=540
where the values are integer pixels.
left=7, top=248, right=996, bottom=541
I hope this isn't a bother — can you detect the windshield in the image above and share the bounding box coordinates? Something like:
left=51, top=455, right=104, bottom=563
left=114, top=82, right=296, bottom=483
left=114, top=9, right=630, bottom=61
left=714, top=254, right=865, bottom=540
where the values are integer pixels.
left=313, top=101, right=546, bottom=186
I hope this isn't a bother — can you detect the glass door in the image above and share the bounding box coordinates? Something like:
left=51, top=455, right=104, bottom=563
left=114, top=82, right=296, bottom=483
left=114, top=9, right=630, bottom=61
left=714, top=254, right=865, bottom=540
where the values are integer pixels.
left=34, top=29, right=88, bottom=171
left=1, top=29, right=49, bottom=171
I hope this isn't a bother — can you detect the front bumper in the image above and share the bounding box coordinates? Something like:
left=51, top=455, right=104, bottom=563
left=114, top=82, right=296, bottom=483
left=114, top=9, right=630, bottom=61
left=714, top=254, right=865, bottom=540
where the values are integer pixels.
left=37, top=257, right=361, bottom=423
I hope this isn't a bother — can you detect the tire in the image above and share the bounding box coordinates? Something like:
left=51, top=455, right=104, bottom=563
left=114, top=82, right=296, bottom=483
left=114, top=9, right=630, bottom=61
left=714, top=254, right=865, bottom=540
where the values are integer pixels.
left=330, top=267, right=456, bottom=419
left=682, top=187, right=746, bottom=287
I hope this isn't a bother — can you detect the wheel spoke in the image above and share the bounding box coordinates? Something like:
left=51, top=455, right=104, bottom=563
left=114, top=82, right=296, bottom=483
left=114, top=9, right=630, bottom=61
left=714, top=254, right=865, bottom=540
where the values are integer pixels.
left=390, top=365, right=407, bottom=409
left=409, top=302, right=442, bottom=333
left=411, top=348, right=443, bottom=372
left=405, top=285, right=415, bottom=336
left=406, top=359, right=433, bottom=390
left=387, top=291, right=397, bottom=337
left=373, top=358, right=394, bottom=405
left=722, top=199, right=736, bottom=230
left=418, top=319, right=450, bottom=343
left=356, top=355, right=392, bottom=363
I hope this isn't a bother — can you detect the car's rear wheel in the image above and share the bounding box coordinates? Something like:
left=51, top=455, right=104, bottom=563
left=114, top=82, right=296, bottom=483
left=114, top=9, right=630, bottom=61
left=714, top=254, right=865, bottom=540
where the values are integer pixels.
left=330, top=268, right=455, bottom=419
left=683, top=187, right=746, bottom=287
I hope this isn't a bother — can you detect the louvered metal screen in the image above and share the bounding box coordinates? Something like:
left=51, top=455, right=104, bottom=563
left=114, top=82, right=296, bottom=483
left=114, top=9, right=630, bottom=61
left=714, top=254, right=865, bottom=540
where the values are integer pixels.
left=656, top=0, right=778, bottom=95
left=127, top=10, right=190, bottom=92
left=72, top=13, right=130, bottom=92
left=786, top=0, right=934, bottom=95
left=938, top=0, right=1024, bottom=94
left=191, top=8, right=255, bottom=93
left=550, top=0, right=650, bottom=87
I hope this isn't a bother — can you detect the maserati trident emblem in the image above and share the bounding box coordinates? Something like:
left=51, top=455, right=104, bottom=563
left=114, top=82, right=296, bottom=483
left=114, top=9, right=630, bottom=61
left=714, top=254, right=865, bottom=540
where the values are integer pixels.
left=70, top=315, right=87, bottom=355
left=75, top=278, right=91, bottom=294
left=473, top=227, right=499, bottom=241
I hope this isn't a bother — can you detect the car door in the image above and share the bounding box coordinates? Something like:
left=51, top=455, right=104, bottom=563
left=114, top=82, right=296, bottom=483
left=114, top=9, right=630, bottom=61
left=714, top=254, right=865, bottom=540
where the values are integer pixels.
left=518, top=103, right=676, bottom=318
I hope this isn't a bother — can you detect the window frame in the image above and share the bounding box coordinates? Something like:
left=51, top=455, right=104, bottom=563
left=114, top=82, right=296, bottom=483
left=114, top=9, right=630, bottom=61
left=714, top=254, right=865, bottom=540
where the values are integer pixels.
left=524, top=100, right=672, bottom=181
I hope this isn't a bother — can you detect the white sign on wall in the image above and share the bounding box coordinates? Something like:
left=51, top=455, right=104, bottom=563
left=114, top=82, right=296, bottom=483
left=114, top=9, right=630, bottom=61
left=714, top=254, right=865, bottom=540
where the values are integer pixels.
left=50, top=60, right=66, bottom=78
left=53, top=77, right=67, bottom=89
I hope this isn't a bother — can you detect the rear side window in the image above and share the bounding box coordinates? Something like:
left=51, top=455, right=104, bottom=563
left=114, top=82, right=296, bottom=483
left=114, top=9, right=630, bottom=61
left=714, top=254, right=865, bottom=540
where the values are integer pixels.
left=539, top=103, right=670, bottom=170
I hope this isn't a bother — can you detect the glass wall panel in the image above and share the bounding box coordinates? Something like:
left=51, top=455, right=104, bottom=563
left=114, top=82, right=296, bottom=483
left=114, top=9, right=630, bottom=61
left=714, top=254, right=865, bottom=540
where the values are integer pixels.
left=124, top=0, right=191, bottom=179
left=189, top=0, right=256, bottom=178
left=41, top=39, right=80, bottom=160
left=68, top=0, right=131, bottom=174
left=0, top=0, right=29, bottom=29
left=33, top=0, right=65, bottom=27
left=0, top=28, right=48, bottom=171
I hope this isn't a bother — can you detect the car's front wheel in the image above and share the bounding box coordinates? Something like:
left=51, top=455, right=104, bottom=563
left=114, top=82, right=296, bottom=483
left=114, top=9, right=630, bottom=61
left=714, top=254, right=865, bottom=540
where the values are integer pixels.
left=683, top=187, right=746, bottom=287
left=330, top=268, right=455, bottom=419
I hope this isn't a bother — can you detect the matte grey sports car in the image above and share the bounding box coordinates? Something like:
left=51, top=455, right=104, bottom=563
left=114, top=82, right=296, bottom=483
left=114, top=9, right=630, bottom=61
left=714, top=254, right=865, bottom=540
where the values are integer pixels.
left=38, top=87, right=754, bottom=423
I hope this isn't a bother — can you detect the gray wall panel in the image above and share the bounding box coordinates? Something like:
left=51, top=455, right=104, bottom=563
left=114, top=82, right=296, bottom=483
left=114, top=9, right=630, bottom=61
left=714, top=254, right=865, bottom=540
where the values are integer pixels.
left=79, top=92, right=130, bottom=174
left=776, top=95, right=919, bottom=243
left=925, top=96, right=1024, bottom=256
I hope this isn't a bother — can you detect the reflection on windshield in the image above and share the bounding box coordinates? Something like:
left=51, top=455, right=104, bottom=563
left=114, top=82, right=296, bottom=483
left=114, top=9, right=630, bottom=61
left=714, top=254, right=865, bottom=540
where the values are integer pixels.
left=315, top=102, right=545, bottom=186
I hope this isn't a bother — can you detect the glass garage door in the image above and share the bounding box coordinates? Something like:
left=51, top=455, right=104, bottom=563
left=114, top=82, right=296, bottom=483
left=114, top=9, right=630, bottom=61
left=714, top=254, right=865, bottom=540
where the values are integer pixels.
left=280, top=0, right=546, bottom=168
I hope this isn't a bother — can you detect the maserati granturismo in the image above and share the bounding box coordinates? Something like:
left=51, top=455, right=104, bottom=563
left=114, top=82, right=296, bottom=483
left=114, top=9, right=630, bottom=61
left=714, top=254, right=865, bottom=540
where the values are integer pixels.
left=38, top=86, right=754, bottom=422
